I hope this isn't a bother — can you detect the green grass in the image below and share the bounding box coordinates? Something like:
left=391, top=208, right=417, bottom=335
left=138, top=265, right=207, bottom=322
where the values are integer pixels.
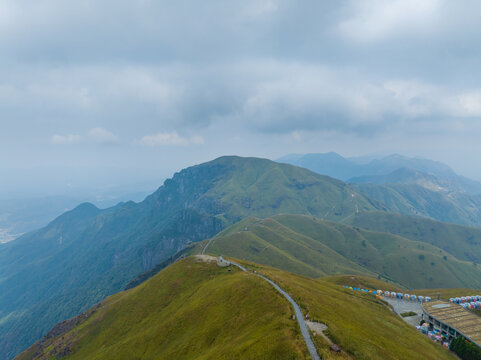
left=322, top=275, right=405, bottom=291
left=9, top=156, right=481, bottom=359
left=239, top=260, right=455, bottom=360
left=192, top=156, right=379, bottom=222
left=194, top=214, right=481, bottom=289
left=195, top=217, right=373, bottom=279
left=401, top=312, right=417, bottom=318
left=343, top=211, right=481, bottom=265
left=18, top=256, right=456, bottom=360
left=414, top=288, right=481, bottom=300
left=18, top=257, right=308, bottom=360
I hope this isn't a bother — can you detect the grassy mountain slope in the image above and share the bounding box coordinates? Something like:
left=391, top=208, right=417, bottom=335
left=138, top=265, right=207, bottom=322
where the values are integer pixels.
left=196, top=214, right=481, bottom=289
left=0, top=156, right=379, bottom=359
left=415, top=288, right=481, bottom=300
left=199, top=217, right=373, bottom=279
left=17, top=256, right=309, bottom=360
left=322, top=274, right=404, bottom=291
left=193, top=156, right=378, bottom=220
left=344, top=211, right=481, bottom=264
left=258, top=265, right=454, bottom=360
left=18, top=256, right=455, bottom=360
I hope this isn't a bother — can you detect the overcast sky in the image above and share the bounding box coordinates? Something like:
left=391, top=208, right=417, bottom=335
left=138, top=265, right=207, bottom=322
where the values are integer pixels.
left=2, top=0, right=481, bottom=198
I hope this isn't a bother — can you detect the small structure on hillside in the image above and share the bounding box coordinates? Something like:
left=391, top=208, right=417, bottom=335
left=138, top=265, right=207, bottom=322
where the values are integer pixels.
left=217, top=255, right=231, bottom=268
left=330, top=344, right=341, bottom=353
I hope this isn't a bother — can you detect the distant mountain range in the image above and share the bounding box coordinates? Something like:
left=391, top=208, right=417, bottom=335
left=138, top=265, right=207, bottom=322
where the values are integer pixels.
left=279, top=152, right=481, bottom=194
left=280, top=153, right=481, bottom=227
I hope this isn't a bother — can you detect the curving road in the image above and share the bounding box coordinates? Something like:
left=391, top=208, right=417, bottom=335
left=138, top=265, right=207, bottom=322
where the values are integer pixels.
left=230, top=261, right=320, bottom=360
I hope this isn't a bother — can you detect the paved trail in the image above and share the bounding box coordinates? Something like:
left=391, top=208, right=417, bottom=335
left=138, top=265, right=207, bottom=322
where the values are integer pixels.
left=230, top=261, right=320, bottom=360
left=382, top=297, right=423, bottom=327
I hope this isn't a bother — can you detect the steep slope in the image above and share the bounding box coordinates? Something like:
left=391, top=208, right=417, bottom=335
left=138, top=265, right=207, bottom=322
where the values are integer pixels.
left=352, top=182, right=481, bottom=228
left=17, top=256, right=455, bottom=360
left=0, top=156, right=379, bottom=359
left=196, top=215, right=481, bottom=289
left=16, top=256, right=309, bottom=360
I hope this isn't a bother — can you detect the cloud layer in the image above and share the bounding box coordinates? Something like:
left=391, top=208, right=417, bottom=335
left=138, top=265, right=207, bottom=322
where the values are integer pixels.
left=2, top=0, right=481, bottom=195
left=139, top=132, right=204, bottom=147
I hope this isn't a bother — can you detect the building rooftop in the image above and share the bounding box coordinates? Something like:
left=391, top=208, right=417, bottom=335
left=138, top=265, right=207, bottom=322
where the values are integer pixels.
left=423, top=300, right=481, bottom=344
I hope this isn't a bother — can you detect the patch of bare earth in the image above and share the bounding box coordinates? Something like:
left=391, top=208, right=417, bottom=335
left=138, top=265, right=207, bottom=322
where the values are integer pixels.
left=306, top=321, right=331, bottom=344
left=193, top=254, right=217, bottom=263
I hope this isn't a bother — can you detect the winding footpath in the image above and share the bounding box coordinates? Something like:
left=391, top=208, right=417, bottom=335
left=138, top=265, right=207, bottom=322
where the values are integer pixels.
left=230, top=260, right=321, bottom=360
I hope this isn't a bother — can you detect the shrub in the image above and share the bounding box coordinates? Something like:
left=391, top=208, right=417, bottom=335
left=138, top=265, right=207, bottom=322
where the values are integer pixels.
left=450, top=336, right=481, bottom=360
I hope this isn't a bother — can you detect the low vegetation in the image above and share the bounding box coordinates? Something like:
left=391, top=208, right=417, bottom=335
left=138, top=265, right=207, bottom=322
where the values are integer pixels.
left=323, top=275, right=404, bottom=291
left=400, top=312, right=417, bottom=318
left=0, top=156, right=380, bottom=359
left=240, top=259, right=455, bottom=360
left=8, top=156, right=481, bottom=359
left=195, top=214, right=481, bottom=289
left=414, top=288, right=481, bottom=300
left=18, top=256, right=455, bottom=360
left=17, top=257, right=309, bottom=360
left=450, top=336, right=481, bottom=360
left=344, top=211, right=481, bottom=265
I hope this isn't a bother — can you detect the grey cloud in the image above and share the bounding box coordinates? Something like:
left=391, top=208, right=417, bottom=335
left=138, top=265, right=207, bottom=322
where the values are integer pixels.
left=3, top=0, right=481, bottom=195
left=138, top=132, right=204, bottom=147
left=2, top=60, right=481, bottom=142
